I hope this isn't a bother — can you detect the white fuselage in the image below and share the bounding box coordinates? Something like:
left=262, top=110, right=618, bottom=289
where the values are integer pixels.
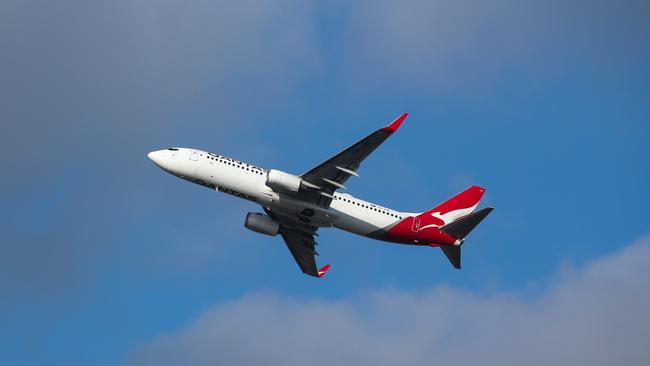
left=148, top=148, right=406, bottom=237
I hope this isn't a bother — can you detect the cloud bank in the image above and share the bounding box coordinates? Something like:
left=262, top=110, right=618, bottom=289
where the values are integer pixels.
left=127, top=235, right=650, bottom=365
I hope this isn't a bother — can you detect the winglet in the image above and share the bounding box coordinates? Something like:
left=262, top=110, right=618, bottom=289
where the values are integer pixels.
left=381, top=113, right=408, bottom=133
left=317, top=264, right=331, bottom=278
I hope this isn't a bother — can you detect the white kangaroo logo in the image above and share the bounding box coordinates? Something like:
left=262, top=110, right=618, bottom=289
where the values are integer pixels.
left=418, top=204, right=478, bottom=231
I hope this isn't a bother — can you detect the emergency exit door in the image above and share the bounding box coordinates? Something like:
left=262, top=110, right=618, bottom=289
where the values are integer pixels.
left=190, top=150, right=199, bottom=161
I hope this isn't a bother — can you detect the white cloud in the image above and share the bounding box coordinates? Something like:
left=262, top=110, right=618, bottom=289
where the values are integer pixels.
left=126, top=234, right=650, bottom=366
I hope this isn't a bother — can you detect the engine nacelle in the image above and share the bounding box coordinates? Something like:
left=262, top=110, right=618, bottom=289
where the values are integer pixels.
left=266, top=169, right=302, bottom=192
left=244, top=212, right=280, bottom=236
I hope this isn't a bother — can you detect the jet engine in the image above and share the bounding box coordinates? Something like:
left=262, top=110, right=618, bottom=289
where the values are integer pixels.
left=266, top=169, right=316, bottom=193
left=244, top=212, right=280, bottom=236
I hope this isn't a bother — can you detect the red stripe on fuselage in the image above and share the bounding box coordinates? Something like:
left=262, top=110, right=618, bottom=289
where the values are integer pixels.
left=379, top=216, right=458, bottom=246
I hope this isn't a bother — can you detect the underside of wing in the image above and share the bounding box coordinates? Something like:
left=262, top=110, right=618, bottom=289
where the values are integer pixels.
left=265, top=208, right=325, bottom=277
left=294, top=113, right=408, bottom=208
left=280, top=230, right=320, bottom=277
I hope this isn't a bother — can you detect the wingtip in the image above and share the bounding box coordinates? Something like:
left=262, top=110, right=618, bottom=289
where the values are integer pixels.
left=317, top=264, right=331, bottom=278
left=381, top=112, right=408, bottom=133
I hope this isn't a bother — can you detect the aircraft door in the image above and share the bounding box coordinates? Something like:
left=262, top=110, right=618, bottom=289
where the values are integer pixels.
left=411, top=217, right=420, bottom=232
left=190, top=150, right=199, bottom=161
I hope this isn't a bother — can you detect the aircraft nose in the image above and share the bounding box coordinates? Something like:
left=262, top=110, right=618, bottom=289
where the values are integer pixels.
left=147, top=150, right=165, bottom=166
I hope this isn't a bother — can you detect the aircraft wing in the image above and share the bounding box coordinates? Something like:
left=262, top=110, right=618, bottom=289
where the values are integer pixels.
left=265, top=208, right=328, bottom=277
left=295, top=113, right=408, bottom=208
left=280, top=230, right=320, bottom=277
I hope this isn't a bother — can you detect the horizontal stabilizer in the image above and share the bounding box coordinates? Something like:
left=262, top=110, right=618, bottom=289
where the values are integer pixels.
left=441, top=207, right=493, bottom=239
left=440, top=245, right=461, bottom=269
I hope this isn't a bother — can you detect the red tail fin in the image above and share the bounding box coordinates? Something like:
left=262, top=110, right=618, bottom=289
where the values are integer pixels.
left=416, top=186, right=485, bottom=229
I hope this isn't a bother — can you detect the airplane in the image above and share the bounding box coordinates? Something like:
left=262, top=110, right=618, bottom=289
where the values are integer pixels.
left=148, top=113, right=493, bottom=278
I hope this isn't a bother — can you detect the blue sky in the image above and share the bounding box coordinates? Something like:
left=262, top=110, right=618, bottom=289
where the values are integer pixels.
left=1, top=0, right=649, bottom=364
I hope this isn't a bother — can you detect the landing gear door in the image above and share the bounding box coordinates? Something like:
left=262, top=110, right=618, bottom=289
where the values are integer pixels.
left=190, top=150, right=199, bottom=161
left=411, top=217, right=420, bottom=232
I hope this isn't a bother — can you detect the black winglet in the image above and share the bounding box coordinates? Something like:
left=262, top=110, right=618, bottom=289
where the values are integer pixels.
left=440, top=245, right=461, bottom=269
left=441, top=207, right=493, bottom=240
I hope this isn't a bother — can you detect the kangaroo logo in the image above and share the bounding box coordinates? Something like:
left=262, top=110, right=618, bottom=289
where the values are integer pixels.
left=418, top=204, right=478, bottom=231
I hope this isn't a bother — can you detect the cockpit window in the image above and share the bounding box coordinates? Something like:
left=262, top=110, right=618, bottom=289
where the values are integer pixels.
left=167, top=148, right=179, bottom=151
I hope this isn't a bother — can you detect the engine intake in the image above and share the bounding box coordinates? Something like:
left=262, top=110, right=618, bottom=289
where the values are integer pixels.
left=244, top=212, right=280, bottom=236
left=266, top=169, right=303, bottom=192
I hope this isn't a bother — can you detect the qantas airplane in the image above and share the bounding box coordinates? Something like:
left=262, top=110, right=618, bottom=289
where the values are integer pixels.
left=148, top=113, right=492, bottom=278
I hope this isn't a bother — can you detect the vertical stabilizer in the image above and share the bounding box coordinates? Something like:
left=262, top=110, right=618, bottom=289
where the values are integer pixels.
left=416, top=186, right=486, bottom=230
